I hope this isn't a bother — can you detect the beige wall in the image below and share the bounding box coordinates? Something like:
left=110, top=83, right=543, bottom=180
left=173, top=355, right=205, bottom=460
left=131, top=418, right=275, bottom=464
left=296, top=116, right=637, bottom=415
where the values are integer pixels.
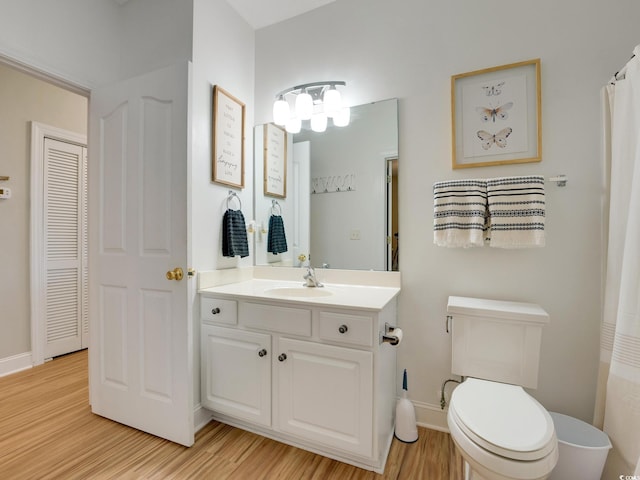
left=0, top=63, right=87, bottom=359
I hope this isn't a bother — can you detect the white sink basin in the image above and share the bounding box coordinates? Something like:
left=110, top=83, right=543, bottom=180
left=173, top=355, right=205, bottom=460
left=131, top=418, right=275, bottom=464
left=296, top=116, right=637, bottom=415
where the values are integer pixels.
left=265, top=287, right=334, bottom=298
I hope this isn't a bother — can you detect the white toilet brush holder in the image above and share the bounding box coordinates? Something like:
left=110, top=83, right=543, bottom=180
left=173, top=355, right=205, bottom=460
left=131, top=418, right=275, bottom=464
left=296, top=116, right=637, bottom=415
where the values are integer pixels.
left=395, top=369, right=418, bottom=443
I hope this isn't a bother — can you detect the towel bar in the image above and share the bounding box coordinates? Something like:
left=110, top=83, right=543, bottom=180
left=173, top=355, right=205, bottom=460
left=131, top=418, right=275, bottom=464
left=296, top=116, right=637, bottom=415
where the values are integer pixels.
left=226, top=190, right=242, bottom=210
left=547, top=175, right=567, bottom=187
left=271, top=199, right=282, bottom=215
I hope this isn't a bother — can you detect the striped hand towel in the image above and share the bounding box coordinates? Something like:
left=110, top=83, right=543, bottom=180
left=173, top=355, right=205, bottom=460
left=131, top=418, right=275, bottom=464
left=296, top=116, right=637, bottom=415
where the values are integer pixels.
left=433, top=179, right=487, bottom=248
left=222, top=209, right=249, bottom=258
left=486, top=175, right=545, bottom=248
left=267, top=214, right=288, bottom=254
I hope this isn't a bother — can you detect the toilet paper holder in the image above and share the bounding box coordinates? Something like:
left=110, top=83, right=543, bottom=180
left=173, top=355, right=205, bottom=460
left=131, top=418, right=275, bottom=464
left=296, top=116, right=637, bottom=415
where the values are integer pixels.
left=381, top=322, right=402, bottom=345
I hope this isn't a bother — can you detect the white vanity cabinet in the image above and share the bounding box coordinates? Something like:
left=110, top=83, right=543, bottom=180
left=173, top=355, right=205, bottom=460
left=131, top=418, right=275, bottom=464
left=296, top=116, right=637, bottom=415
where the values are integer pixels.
left=199, top=292, right=398, bottom=473
left=201, top=324, right=271, bottom=426
left=277, top=337, right=373, bottom=457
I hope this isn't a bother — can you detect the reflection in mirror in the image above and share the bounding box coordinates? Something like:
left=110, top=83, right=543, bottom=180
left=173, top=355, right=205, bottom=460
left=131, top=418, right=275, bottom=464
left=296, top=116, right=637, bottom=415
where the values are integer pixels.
left=254, top=98, right=398, bottom=271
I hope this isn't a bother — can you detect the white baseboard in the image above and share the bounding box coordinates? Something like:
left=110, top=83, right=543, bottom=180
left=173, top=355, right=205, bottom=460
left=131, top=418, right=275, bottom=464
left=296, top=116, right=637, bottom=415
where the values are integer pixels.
left=413, top=399, right=449, bottom=433
left=194, top=403, right=213, bottom=432
left=0, top=352, right=33, bottom=377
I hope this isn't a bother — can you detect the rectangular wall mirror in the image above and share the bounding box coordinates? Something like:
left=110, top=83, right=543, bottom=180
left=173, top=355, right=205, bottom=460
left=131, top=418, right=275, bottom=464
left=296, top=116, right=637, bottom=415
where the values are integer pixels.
left=253, top=98, right=398, bottom=271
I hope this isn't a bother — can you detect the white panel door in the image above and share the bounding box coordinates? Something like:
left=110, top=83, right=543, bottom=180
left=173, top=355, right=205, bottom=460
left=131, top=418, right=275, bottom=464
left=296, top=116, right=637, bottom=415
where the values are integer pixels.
left=88, top=62, right=193, bottom=446
left=277, top=337, right=373, bottom=457
left=201, top=325, right=271, bottom=426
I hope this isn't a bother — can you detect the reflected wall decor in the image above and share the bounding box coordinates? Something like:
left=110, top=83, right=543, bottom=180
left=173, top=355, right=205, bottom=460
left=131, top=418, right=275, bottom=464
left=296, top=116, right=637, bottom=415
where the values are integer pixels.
left=212, top=85, right=245, bottom=187
left=451, top=59, right=541, bottom=169
left=263, top=123, right=287, bottom=197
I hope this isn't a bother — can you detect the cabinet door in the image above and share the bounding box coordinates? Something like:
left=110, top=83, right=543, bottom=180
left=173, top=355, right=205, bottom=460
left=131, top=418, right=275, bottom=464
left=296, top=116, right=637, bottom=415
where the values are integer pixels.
left=277, top=338, right=373, bottom=457
left=201, top=325, right=271, bottom=427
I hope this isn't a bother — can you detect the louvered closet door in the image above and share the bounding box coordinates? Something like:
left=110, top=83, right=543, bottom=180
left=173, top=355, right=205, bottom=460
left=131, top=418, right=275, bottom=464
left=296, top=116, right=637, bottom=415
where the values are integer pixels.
left=44, top=138, right=87, bottom=359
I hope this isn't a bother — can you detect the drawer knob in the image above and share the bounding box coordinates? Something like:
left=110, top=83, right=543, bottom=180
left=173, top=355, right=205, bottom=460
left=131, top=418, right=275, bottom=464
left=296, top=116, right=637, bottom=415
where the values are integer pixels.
left=258, top=349, right=267, bottom=357
left=338, top=324, right=348, bottom=334
left=211, top=307, right=221, bottom=314
left=278, top=353, right=287, bottom=362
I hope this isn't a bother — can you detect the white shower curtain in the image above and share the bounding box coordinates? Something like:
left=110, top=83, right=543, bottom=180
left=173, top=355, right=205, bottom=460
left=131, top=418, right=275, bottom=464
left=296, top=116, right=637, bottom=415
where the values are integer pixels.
left=595, top=45, right=640, bottom=478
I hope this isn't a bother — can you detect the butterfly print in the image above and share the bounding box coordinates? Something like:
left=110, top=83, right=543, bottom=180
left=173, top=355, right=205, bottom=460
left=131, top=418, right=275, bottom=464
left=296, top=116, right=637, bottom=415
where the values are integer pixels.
left=477, top=127, right=513, bottom=150
left=482, top=81, right=505, bottom=96
left=476, top=102, right=513, bottom=123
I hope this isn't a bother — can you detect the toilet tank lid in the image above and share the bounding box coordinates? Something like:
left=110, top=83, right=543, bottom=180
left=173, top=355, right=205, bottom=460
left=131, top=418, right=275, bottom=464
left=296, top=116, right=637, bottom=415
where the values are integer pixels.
left=447, top=296, right=549, bottom=324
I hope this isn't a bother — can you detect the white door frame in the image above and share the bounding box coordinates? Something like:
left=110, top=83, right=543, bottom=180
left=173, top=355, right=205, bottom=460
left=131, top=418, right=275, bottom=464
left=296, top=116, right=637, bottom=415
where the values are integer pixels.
left=30, top=122, right=87, bottom=366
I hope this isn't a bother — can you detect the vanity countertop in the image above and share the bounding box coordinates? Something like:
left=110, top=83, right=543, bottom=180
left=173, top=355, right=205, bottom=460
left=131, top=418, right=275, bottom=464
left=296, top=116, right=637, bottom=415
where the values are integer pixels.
left=199, top=278, right=400, bottom=311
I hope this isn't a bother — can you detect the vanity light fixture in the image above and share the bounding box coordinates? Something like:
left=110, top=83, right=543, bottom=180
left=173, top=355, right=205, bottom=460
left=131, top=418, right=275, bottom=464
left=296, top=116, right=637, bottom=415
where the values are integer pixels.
left=272, top=81, right=350, bottom=133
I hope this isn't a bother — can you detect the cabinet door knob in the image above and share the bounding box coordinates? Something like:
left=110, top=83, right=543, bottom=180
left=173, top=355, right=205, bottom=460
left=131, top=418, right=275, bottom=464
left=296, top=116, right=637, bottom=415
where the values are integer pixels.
left=338, top=324, right=348, bottom=334
left=258, top=349, right=267, bottom=357
left=278, top=353, right=287, bottom=362
left=211, top=307, right=221, bottom=314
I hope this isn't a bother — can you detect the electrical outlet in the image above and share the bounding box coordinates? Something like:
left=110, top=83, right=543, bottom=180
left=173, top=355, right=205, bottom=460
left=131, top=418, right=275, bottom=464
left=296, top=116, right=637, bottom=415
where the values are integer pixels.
left=349, top=229, right=361, bottom=240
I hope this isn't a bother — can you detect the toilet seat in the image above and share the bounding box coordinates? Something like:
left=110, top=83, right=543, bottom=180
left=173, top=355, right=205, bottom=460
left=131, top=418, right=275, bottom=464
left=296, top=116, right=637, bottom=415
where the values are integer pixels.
left=447, top=378, right=558, bottom=480
left=449, top=378, right=556, bottom=461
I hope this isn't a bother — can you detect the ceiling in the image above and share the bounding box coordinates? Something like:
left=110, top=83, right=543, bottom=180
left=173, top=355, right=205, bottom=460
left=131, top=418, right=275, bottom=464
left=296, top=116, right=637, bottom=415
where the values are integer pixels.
left=112, top=0, right=336, bottom=30
left=225, top=0, right=336, bottom=29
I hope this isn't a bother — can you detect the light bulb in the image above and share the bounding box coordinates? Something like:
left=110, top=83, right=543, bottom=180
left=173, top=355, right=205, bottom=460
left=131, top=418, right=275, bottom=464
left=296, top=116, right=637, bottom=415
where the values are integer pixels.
left=323, top=87, right=342, bottom=118
left=311, top=112, right=328, bottom=133
left=272, top=97, right=289, bottom=126
left=333, top=106, right=351, bottom=127
left=295, top=91, right=313, bottom=120
left=285, top=116, right=301, bottom=134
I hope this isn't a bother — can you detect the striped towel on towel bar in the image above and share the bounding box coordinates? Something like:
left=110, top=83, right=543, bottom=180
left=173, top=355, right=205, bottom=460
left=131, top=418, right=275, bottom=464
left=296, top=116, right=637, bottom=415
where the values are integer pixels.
left=486, top=175, right=545, bottom=248
left=433, top=179, right=487, bottom=248
left=222, top=209, right=250, bottom=257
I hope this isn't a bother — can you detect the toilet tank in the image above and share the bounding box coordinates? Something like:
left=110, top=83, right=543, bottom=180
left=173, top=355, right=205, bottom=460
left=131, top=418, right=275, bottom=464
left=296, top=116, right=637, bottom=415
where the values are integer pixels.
left=447, top=296, right=550, bottom=389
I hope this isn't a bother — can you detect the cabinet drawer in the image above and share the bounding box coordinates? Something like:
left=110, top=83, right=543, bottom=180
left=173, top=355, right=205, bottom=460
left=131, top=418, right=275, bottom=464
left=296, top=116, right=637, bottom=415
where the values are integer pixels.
left=319, top=311, right=373, bottom=347
left=240, top=302, right=311, bottom=337
left=201, top=297, right=237, bottom=325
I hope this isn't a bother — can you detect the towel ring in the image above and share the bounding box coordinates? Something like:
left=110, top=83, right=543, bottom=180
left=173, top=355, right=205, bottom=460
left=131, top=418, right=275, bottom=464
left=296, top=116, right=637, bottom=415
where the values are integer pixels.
left=227, top=191, right=242, bottom=210
left=271, top=199, right=282, bottom=215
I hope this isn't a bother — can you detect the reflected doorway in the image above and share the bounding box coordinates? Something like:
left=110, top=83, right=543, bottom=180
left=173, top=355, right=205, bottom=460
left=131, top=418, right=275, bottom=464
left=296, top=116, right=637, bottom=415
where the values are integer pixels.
left=386, top=157, right=399, bottom=271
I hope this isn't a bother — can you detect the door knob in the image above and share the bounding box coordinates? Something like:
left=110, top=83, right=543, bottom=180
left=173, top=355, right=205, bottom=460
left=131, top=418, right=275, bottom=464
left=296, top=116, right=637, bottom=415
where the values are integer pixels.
left=166, top=267, right=184, bottom=281
left=278, top=353, right=287, bottom=362
left=258, top=349, right=268, bottom=357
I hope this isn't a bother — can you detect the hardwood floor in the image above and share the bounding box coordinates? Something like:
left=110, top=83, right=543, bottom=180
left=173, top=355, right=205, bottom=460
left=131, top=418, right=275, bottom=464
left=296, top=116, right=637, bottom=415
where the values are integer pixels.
left=0, top=350, right=462, bottom=479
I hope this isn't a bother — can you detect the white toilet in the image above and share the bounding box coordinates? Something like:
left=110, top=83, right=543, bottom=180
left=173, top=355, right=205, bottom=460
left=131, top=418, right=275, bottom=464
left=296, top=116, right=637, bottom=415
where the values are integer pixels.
left=446, top=296, right=559, bottom=480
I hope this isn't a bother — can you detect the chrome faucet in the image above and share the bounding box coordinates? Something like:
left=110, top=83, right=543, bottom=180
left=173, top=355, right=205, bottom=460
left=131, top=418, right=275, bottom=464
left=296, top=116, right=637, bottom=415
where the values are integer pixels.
left=303, top=266, right=323, bottom=288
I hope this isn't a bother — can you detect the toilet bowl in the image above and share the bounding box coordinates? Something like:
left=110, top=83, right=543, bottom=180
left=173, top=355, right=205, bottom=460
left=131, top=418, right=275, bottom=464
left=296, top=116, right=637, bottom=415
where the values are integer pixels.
left=448, top=378, right=558, bottom=480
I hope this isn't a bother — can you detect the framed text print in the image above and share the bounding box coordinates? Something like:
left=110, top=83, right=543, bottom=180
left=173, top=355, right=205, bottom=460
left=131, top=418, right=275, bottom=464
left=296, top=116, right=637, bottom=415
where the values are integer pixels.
left=212, top=85, right=245, bottom=187
left=451, top=59, right=541, bottom=169
left=263, top=123, right=287, bottom=198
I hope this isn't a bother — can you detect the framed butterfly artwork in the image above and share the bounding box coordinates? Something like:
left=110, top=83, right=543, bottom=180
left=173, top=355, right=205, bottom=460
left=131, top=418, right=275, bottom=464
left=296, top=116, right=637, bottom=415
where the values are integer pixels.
left=451, top=59, right=541, bottom=169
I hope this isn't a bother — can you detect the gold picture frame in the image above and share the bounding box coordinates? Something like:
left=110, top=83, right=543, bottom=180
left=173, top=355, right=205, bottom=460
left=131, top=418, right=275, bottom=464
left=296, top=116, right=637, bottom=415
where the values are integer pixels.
left=263, top=123, right=287, bottom=198
left=451, top=59, right=541, bottom=169
left=212, top=85, right=245, bottom=187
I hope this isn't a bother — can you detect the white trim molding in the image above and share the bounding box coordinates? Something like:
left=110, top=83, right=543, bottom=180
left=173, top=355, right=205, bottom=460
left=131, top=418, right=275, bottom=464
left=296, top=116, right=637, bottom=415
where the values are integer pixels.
left=0, top=352, right=33, bottom=377
left=413, top=399, right=449, bottom=433
left=194, top=404, right=214, bottom=433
